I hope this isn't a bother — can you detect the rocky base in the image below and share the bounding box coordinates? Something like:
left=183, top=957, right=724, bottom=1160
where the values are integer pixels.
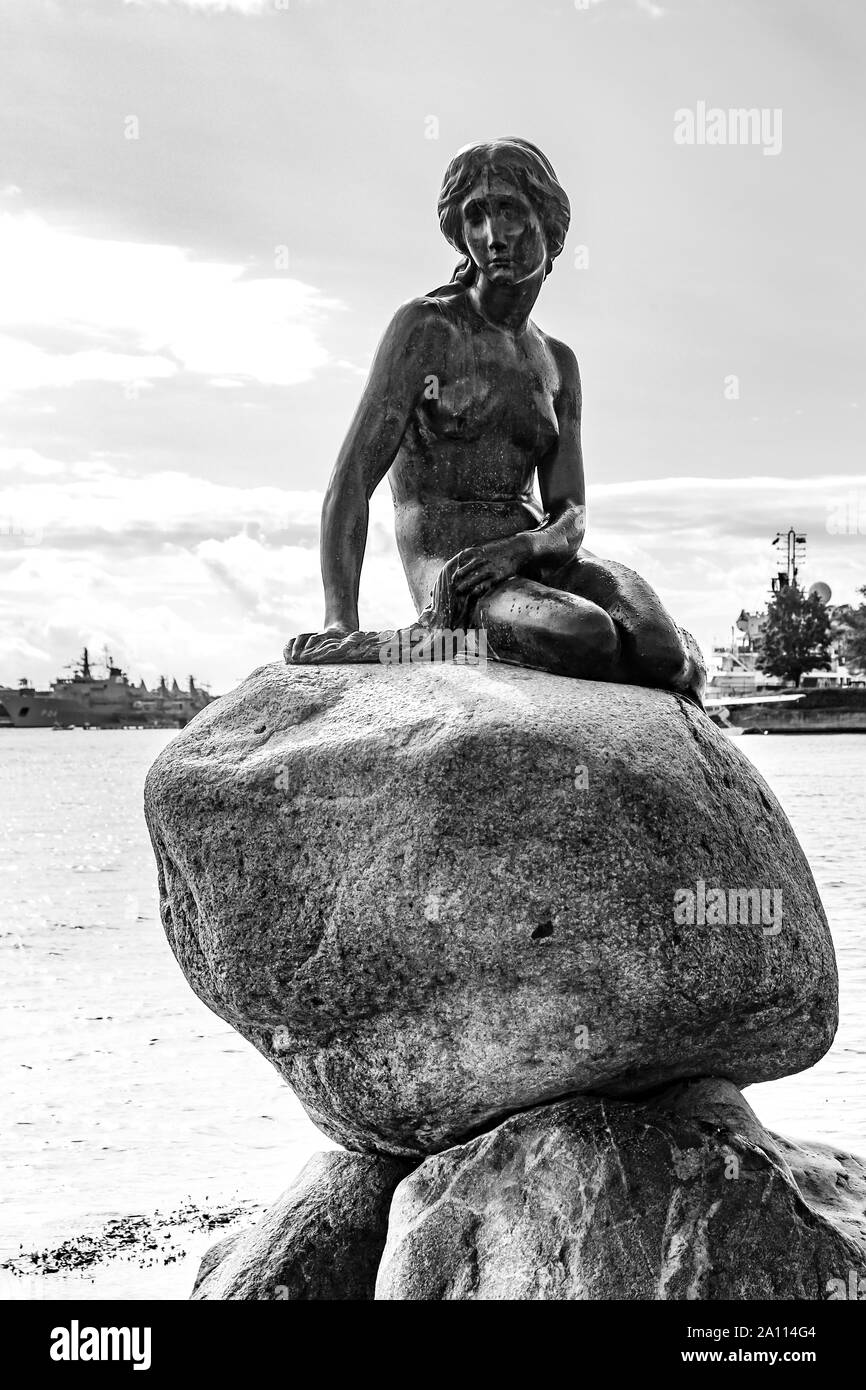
left=148, top=662, right=850, bottom=1301
left=193, top=1082, right=866, bottom=1301
left=192, top=1152, right=411, bottom=1301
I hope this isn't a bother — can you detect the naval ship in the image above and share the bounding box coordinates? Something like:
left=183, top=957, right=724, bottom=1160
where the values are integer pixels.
left=0, top=648, right=213, bottom=729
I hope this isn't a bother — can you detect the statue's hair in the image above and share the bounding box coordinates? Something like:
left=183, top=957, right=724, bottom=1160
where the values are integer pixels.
left=436, top=138, right=571, bottom=286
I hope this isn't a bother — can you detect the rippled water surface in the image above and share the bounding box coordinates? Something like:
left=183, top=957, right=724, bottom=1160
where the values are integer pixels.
left=0, top=729, right=332, bottom=1285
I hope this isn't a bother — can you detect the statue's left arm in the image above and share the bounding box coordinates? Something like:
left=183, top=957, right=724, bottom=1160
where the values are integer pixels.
left=527, top=341, right=586, bottom=562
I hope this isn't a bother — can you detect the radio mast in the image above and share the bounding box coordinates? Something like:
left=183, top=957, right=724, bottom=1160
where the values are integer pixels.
left=770, top=528, right=806, bottom=593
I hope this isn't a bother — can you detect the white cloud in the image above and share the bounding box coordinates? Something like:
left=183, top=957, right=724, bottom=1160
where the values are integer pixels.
left=573, top=0, right=666, bottom=15
left=0, top=454, right=408, bottom=689
left=0, top=453, right=324, bottom=540
left=587, top=475, right=866, bottom=655
left=122, top=1, right=325, bottom=12
left=0, top=212, right=341, bottom=396
left=124, top=1, right=273, bottom=13
left=0, top=338, right=177, bottom=396
left=2, top=455, right=865, bottom=692
left=0, top=448, right=66, bottom=477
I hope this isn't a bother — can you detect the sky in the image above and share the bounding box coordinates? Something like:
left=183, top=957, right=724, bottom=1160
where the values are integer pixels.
left=0, top=0, right=864, bottom=692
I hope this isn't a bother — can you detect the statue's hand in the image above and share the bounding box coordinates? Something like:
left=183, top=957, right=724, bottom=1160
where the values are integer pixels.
left=452, top=535, right=532, bottom=602
left=286, top=624, right=384, bottom=665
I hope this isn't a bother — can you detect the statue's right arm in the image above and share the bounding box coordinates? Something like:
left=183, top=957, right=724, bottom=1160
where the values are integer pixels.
left=288, top=301, right=442, bottom=663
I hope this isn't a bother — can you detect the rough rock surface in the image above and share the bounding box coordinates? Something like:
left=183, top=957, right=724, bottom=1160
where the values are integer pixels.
left=375, top=1081, right=866, bottom=1300
left=145, top=662, right=837, bottom=1156
left=192, top=1151, right=411, bottom=1300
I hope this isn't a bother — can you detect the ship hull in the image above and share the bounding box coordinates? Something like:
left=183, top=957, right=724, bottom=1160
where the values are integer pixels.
left=0, top=692, right=191, bottom=729
left=707, top=687, right=866, bottom=734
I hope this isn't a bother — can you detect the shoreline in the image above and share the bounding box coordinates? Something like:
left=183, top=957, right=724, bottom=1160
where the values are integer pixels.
left=0, top=1198, right=262, bottom=1302
left=6, top=1106, right=866, bottom=1302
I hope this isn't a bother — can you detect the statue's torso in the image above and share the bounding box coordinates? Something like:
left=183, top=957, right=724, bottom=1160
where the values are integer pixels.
left=388, top=293, right=564, bottom=608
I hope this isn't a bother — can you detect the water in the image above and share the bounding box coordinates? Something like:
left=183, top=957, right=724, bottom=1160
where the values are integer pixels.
left=0, top=728, right=863, bottom=1295
left=735, top=735, right=866, bottom=1151
left=0, top=729, right=332, bottom=1297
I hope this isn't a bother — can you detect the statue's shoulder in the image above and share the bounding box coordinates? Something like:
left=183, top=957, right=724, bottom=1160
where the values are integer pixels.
left=397, top=288, right=465, bottom=321
left=534, top=326, right=581, bottom=388
left=381, top=293, right=461, bottom=352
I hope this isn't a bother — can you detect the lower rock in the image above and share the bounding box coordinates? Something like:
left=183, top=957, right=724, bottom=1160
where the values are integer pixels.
left=375, top=1080, right=866, bottom=1300
left=193, top=1151, right=411, bottom=1300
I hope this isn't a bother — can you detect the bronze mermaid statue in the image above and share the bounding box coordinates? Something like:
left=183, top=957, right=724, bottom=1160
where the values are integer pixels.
left=287, top=137, right=705, bottom=707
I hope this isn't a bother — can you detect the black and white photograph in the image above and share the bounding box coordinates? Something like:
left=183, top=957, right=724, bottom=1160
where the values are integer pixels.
left=1, top=0, right=865, bottom=1353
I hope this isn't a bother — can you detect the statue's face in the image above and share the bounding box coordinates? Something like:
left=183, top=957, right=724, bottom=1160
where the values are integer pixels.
left=460, top=169, right=548, bottom=287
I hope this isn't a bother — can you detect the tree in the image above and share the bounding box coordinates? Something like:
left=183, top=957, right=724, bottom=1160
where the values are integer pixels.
left=759, top=583, right=832, bottom=686
left=833, top=586, right=866, bottom=674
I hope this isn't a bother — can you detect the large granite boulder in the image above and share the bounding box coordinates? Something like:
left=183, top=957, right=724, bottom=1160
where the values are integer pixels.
left=376, top=1081, right=866, bottom=1300
left=192, top=1151, right=411, bottom=1300
left=145, top=662, right=837, bottom=1156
